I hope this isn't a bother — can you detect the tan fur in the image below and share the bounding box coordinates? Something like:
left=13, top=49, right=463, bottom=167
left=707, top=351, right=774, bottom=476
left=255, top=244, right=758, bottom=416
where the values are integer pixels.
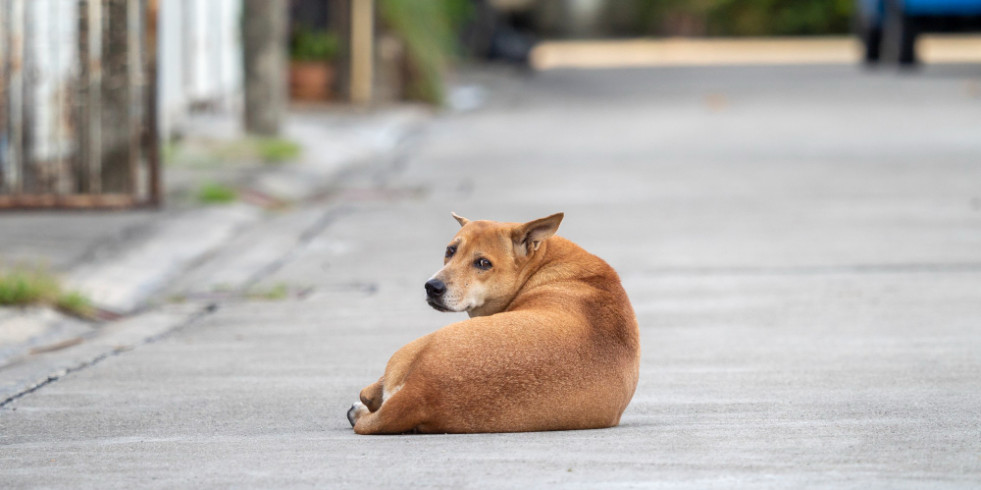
left=349, top=213, right=640, bottom=434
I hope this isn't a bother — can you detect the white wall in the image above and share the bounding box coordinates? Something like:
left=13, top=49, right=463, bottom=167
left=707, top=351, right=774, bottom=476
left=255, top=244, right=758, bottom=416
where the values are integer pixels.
left=159, top=0, right=243, bottom=137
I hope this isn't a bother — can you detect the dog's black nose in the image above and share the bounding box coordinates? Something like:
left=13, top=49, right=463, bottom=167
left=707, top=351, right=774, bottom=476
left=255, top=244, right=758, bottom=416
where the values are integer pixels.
left=425, top=279, right=446, bottom=298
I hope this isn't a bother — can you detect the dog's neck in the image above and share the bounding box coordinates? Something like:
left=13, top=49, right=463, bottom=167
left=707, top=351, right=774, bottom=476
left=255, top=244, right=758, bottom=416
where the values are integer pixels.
left=466, top=237, right=578, bottom=318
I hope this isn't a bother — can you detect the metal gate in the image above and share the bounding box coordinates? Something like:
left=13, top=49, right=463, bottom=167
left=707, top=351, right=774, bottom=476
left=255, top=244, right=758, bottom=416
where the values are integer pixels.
left=0, top=0, right=159, bottom=209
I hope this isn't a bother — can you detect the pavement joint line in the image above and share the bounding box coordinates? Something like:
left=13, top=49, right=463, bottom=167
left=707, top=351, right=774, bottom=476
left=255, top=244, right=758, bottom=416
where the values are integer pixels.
left=636, top=262, right=981, bottom=278
left=0, top=303, right=218, bottom=410
left=0, top=352, right=114, bottom=411
left=235, top=206, right=354, bottom=293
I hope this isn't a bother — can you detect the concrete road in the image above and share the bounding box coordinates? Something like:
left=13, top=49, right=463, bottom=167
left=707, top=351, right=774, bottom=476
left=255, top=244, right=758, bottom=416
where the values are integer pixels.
left=2, top=64, right=981, bottom=488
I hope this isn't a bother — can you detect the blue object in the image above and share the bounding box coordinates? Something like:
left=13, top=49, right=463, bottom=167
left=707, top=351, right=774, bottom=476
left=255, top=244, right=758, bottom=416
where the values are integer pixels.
left=855, top=0, right=981, bottom=64
left=904, top=0, right=981, bottom=16
left=859, top=0, right=981, bottom=23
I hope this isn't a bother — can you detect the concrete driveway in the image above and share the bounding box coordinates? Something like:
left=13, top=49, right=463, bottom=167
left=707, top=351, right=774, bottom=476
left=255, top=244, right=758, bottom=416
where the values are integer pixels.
left=2, top=64, right=980, bottom=488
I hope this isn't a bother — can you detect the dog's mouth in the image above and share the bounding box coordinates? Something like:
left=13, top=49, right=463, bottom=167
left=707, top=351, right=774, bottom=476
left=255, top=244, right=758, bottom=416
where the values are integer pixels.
left=427, top=298, right=453, bottom=312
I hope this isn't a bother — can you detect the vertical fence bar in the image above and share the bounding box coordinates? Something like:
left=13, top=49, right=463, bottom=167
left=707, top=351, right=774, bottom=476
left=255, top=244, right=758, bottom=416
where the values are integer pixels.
left=126, top=0, right=140, bottom=196
left=0, top=2, right=7, bottom=193
left=59, top=0, right=77, bottom=196
left=21, top=0, right=35, bottom=194
left=52, top=0, right=67, bottom=195
left=88, top=0, right=101, bottom=194
left=101, top=0, right=130, bottom=193
left=74, top=0, right=89, bottom=194
left=145, top=0, right=159, bottom=206
left=9, top=0, right=24, bottom=195
left=34, top=0, right=49, bottom=196
left=37, top=0, right=47, bottom=196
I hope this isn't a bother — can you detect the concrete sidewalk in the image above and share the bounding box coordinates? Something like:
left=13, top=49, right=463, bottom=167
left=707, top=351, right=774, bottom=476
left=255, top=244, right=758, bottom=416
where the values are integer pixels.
left=0, top=106, right=429, bottom=399
left=2, top=63, right=981, bottom=487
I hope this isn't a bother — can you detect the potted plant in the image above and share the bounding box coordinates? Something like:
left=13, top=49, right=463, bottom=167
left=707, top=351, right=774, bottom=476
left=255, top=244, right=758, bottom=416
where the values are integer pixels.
left=289, top=28, right=340, bottom=101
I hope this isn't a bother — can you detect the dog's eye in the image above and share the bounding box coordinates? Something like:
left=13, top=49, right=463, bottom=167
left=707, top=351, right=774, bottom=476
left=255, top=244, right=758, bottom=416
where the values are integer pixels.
left=445, top=246, right=457, bottom=258
left=475, top=258, right=492, bottom=270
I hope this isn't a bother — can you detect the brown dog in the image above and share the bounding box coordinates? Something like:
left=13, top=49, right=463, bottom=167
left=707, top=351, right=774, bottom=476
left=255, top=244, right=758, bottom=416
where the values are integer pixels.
left=347, top=213, right=640, bottom=434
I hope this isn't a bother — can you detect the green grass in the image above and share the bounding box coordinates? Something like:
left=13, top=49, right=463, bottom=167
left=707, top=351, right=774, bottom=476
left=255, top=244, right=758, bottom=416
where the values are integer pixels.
left=166, top=137, right=302, bottom=168
left=196, top=182, right=239, bottom=204
left=248, top=283, right=290, bottom=301
left=55, top=291, right=95, bottom=319
left=161, top=141, right=179, bottom=165
left=0, top=267, right=95, bottom=319
left=254, top=138, right=302, bottom=164
left=0, top=268, right=57, bottom=305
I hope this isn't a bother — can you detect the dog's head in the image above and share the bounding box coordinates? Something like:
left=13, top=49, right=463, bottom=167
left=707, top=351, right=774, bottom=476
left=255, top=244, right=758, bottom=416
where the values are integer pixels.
left=425, top=212, right=564, bottom=317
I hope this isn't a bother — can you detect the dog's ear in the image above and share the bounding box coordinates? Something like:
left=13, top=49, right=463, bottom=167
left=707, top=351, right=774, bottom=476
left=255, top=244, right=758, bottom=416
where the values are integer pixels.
left=513, top=213, right=563, bottom=257
left=451, top=212, right=470, bottom=227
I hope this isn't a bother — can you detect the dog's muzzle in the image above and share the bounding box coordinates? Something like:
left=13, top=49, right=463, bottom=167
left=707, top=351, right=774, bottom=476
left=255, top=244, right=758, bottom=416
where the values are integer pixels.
left=425, top=279, right=451, bottom=311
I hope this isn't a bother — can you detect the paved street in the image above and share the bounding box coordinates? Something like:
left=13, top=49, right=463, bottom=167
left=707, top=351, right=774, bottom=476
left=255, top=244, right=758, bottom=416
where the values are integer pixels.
left=2, top=63, right=981, bottom=487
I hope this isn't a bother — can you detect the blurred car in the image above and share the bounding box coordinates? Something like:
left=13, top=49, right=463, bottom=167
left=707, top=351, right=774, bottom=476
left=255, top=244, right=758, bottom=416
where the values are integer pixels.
left=856, top=0, right=981, bottom=64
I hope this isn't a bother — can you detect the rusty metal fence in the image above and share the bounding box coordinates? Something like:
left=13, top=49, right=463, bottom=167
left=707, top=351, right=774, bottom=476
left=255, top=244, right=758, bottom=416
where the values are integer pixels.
left=0, top=0, right=159, bottom=209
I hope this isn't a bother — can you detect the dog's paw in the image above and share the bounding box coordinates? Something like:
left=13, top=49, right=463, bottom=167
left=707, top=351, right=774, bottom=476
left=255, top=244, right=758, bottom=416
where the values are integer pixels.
left=347, top=402, right=369, bottom=427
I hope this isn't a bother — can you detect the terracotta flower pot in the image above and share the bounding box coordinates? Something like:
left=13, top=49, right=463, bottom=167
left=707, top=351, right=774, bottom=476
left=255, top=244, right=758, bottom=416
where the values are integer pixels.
left=290, top=61, right=334, bottom=101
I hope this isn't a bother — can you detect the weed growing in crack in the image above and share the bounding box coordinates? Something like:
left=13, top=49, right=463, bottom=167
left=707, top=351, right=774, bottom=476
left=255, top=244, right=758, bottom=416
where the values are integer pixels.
left=248, top=283, right=290, bottom=301
left=0, top=266, right=94, bottom=319
left=255, top=138, right=301, bottom=164
left=197, top=182, right=239, bottom=204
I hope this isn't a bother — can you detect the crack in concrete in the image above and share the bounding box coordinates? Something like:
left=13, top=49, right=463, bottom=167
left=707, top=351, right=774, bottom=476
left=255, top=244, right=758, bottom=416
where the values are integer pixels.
left=0, top=304, right=218, bottom=410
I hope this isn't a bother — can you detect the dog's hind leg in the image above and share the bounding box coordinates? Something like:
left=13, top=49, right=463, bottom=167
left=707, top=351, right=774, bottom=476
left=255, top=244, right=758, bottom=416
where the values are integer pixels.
left=347, top=378, right=385, bottom=428
left=353, top=387, right=428, bottom=435
left=360, top=379, right=384, bottom=412
left=349, top=333, right=433, bottom=431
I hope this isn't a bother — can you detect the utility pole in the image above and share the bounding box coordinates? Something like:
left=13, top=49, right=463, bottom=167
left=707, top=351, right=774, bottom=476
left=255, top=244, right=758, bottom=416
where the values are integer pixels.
left=242, top=0, right=287, bottom=135
left=350, top=0, right=373, bottom=104
left=328, top=0, right=352, bottom=100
